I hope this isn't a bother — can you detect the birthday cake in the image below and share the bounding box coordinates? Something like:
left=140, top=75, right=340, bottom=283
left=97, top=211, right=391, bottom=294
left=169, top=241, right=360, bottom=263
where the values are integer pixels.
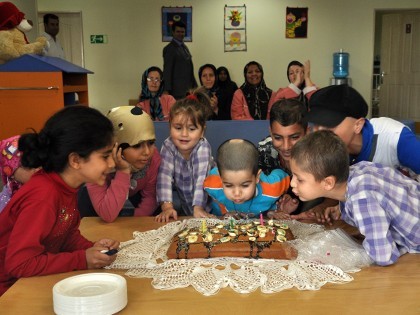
left=167, top=219, right=297, bottom=260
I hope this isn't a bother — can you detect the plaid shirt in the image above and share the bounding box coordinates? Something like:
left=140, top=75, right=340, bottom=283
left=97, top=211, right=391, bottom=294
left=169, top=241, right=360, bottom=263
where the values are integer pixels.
left=157, top=137, right=213, bottom=215
left=342, top=161, right=420, bottom=266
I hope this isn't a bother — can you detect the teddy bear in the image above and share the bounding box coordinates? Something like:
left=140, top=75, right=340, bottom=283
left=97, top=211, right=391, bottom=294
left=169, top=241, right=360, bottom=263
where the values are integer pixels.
left=0, top=1, right=47, bottom=64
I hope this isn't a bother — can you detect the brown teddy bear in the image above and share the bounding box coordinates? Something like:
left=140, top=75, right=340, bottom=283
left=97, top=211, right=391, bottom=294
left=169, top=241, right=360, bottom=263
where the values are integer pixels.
left=0, top=2, right=47, bottom=64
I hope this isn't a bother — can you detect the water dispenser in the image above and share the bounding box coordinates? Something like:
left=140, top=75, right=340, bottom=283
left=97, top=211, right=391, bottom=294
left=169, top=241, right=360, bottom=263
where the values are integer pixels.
left=330, top=49, right=351, bottom=86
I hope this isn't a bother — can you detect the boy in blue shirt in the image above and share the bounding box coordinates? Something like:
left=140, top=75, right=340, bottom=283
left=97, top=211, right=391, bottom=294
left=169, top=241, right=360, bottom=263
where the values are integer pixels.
left=204, top=139, right=290, bottom=217
left=305, top=84, right=420, bottom=180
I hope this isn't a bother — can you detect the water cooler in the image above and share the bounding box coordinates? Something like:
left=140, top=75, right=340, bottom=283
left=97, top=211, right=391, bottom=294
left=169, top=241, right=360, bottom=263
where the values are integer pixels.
left=330, top=49, right=351, bottom=86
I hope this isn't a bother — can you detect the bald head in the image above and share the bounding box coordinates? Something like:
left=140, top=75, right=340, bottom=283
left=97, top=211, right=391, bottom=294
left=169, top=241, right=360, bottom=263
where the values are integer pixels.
left=217, top=139, right=259, bottom=175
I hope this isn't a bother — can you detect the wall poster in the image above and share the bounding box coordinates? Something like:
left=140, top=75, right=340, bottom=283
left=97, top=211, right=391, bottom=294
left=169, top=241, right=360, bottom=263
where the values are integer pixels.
left=224, top=5, right=246, bottom=52
left=285, top=7, right=308, bottom=38
left=162, top=6, right=192, bottom=42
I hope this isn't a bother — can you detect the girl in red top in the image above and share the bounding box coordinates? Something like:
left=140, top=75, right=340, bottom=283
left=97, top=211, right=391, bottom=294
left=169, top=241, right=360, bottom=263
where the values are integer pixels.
left=0, top=106, right=120, bottom=296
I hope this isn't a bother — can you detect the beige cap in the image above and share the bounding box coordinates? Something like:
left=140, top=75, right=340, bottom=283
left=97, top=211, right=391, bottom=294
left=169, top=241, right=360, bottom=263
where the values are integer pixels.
left=107, top=106, right=155, bottom=146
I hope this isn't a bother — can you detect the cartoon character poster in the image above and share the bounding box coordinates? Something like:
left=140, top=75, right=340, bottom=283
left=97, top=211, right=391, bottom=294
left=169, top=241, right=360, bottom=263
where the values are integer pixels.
left=224, top=5, right=247, bottom=52
left=285, top=7, right=308, bottom=39
left=162, top=7, right=193, bottom=42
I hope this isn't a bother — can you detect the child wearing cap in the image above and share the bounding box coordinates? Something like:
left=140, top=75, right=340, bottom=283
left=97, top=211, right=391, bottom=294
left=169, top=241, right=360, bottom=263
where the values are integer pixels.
left=83, top=106, right=161, bottom=222
left=305, top=84, right=420, bottom=179
left=204, top=139, right=290, bottom=218
left=290, top=130, right=419, bottom=266
left=0, top=135, right=39, bottom=212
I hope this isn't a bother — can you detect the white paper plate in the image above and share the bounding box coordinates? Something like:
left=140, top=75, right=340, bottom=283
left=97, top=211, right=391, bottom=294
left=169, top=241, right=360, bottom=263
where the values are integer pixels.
left=53, top=273, right=127, bottom=315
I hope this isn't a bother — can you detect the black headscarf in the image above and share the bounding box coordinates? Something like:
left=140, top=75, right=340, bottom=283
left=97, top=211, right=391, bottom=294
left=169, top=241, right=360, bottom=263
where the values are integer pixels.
left=240, top=61, right=272, bottom=120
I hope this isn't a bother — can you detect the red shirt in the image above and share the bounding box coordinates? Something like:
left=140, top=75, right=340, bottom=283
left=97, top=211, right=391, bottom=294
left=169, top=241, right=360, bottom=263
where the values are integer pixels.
left=0, top=170, right=92, bottom=296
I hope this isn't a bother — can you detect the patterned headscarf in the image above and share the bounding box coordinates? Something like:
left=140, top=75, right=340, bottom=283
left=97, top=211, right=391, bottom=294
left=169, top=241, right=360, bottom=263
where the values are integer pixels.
left=139, top=66, right=165, bottom=121
left=240, top=61, right=272, bottom=120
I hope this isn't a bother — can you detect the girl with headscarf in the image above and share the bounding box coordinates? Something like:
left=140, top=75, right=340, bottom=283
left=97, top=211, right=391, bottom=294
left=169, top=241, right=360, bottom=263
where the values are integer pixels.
left=216, top=66, right=238, bottom=120
left=231, top=61, right=274, bottom=120
left=268, top=60, right=317, bottom=114
left=137, top=66, right=176, bottom=121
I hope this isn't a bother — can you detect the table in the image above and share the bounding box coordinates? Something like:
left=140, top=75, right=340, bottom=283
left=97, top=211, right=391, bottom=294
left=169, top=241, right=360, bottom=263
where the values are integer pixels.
left=0, top=217, right=419, bottom=314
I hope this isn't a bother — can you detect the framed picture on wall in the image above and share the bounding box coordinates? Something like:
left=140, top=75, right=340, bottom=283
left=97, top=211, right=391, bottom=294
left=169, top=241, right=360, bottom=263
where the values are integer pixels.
left=162, top=6, right=192, bottom=42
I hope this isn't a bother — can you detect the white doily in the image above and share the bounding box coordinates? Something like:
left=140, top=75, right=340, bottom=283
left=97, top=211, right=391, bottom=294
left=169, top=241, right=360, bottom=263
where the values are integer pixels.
left=107, top=218, right=372, bottom=296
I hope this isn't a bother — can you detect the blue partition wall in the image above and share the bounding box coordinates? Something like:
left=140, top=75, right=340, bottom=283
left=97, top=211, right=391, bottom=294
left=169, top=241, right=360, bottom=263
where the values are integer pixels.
left=154, top=120, right=270, bottom=153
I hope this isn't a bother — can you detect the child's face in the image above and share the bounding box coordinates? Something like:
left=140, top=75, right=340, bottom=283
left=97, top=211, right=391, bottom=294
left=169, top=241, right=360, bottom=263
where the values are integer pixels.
left=289, top=158, right=325, bottom=202
left=170, top=114, right=204, bottom=159
left=270, top=121, right=306, bottom=164
left=122, top=140, right=156, bottom=170
left=220, top=169, right=259, bottom=204
left=313, top=117, right=364, bottom=154
left=79, top=143, right=115, bottom=186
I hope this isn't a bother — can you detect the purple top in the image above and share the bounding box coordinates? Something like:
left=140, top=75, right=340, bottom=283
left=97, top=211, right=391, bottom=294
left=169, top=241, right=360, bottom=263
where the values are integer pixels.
left=157, top=137, right=214, bottom=215
left=341, top=161, right=420, bottom=266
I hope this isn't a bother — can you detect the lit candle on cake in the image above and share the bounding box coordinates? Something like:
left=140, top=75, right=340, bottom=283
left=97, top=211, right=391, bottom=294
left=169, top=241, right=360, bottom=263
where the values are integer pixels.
left=201, top=219, right=207, bottom=233
left=260, top=213, right=264, bottom=226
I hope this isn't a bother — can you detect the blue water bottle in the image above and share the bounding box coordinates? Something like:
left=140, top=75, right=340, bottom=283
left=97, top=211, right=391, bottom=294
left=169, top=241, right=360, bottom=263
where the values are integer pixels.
left=333, top=49, right=349, bottom=78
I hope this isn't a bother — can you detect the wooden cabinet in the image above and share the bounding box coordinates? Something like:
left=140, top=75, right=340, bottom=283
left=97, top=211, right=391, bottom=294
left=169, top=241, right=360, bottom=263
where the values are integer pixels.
left=0, top=54, right=92, bottom=139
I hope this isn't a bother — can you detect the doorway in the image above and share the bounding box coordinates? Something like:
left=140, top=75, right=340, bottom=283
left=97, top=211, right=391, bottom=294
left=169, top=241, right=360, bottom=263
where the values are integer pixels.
left=373, top=10, right=420, bottom=132
left=38, top=12, right=85, bottom=67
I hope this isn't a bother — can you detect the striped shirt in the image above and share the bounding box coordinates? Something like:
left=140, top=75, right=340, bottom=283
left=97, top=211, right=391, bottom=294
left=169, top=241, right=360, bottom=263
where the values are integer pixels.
left=157, top=137, right=213, bottom=215
left=341, top=161, right=420, bottom=266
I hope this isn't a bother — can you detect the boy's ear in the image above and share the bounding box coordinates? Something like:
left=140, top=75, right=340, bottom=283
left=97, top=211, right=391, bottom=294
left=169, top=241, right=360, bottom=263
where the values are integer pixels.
left=256, top=169, right=262, bottom=183
left=68, top=152, right=82, bottom=169
left=323, top=175, right=336, bottom=191
left=354, top=118, right=365, bottom=134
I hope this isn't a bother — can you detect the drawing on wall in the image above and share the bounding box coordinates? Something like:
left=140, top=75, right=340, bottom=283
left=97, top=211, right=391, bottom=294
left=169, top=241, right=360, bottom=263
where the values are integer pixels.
left=224, top=5, right=246, bottom=52
left=285, top=7, right=308, bottom=38
left=162, top=6, right=192, bottom=42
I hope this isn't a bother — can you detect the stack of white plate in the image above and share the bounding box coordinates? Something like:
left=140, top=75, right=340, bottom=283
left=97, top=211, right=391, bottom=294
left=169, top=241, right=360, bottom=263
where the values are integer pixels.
left=53, top=273, right=127, bottom=315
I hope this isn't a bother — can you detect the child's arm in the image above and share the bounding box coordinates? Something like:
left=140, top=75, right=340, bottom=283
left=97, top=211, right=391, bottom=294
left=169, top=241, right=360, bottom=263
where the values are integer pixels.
left=86, top=239, right=120, bottom=269
left=155, top=142, right=177, bottom=222
left=191, top=140, right=213, bottom=217
left=86, top=144, right=131, bottom=222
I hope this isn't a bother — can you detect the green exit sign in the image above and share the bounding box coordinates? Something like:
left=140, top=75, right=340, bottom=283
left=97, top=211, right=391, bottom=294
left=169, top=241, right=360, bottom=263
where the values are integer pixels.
left=90, top=35, right=108, bottom=44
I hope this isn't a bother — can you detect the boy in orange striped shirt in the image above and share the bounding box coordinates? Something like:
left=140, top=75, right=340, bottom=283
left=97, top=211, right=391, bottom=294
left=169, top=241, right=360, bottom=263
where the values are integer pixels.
left=204, top=139, right=290, bottom=217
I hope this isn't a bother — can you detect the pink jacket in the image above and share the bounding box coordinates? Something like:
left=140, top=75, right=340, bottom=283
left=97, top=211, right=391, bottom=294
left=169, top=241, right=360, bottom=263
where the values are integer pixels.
left=267, top=83, right=317, bottom=117
left=231, top=89, right=277, bottom=120
left=86, top=149, right=161, bottom=222
left=137, top=94, right=176, bottom=121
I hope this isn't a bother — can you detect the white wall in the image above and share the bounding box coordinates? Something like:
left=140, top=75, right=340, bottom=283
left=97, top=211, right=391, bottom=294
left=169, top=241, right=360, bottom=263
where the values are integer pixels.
left=37, top=0, right=420, bottom=114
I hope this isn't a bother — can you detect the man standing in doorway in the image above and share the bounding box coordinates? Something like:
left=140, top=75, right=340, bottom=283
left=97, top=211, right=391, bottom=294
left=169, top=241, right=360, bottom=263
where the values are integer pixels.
left=163, top=21, right=197, bottom=99
left=43, top=13, right=65, bottom=59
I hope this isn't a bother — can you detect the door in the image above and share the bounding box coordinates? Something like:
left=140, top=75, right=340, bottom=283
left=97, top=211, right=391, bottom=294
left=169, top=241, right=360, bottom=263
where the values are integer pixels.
left=379, top=11, right=420, bottom=123
left=38, top=12, right=85, bottom=67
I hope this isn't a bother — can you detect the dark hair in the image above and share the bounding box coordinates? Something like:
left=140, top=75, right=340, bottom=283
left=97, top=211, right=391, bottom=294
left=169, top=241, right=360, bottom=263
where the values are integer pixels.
left=172, top=21, right=186, bottom=32
left=269, top=99, right=308, bottom=130
left=291, top=130, right=349, bottom=183
left=43, top=13, right=59, bottom=24
left=217, top=139, right=259, bottom=176
left=169, top=88, right=213, bottom=128
left=198, top=64, right=217, bottom=87
left=19, top=106, right=114, bottom=173
left=216, top=66, right=232, bottom=82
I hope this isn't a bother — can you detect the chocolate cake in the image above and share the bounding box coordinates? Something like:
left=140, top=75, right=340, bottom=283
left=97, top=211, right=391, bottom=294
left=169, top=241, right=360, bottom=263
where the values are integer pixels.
left=167, top=219, right=297, bottom=260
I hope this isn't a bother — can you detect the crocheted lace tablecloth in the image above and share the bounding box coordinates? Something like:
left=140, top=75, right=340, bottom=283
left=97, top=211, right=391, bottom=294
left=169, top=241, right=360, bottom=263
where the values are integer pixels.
left=107, top=218, right=372, bottom=296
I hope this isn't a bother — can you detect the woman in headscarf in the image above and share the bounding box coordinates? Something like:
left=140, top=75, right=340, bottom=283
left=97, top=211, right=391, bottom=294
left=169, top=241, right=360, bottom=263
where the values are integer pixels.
left=137, top=66, right=176, bottom=121
left=268, top=60, right=317, bottom=114
left=198, top=64, right=220, bottom=119
left=216, top=66, right=238, bottom=120
left=231, top=61, right=274, bottom=120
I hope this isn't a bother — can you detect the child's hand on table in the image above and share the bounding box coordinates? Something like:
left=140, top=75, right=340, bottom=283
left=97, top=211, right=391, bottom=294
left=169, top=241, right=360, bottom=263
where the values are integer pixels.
left=193, top=206, right=215, bottom=218
left=155, top=202, right=178, bottom=222
left=86, top=238, right=120, bottom=268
